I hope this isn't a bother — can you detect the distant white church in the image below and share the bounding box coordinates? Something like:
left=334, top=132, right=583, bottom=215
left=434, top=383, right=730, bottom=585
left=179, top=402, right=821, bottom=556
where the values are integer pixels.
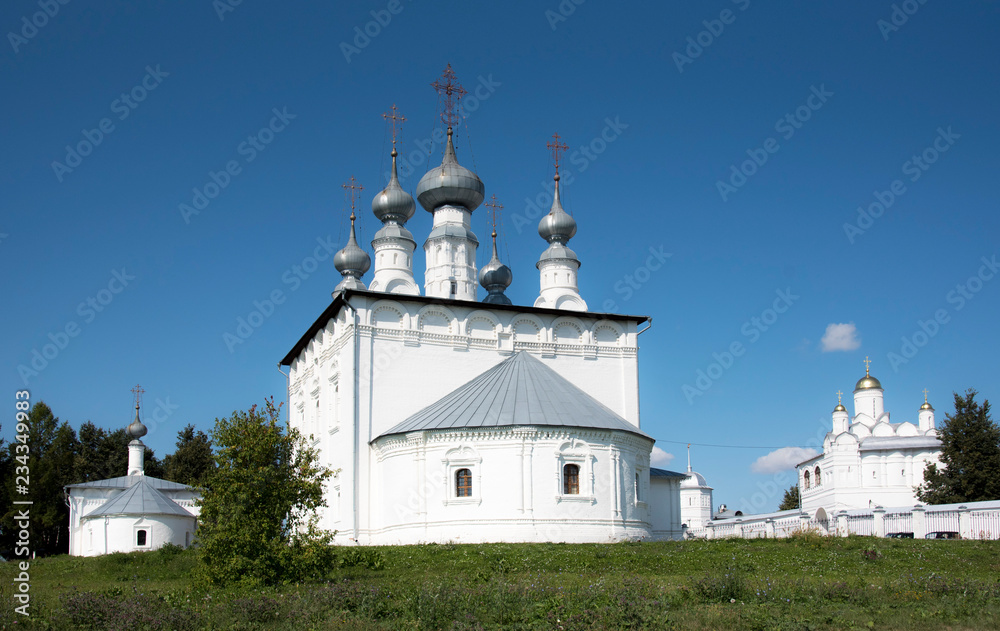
left=797, top=359, right=942, bottom=519
left=279, top=74, right=686, bottom=544
left=65, top=403, right=201, bottom=556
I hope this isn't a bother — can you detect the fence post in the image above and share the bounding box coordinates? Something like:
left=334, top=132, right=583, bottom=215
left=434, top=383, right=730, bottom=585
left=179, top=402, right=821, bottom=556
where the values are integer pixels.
left=735, top=518, right=744, bottom=538
left=705, top=521, right=715, bottom=540
left=837, top=510, right=849, bottom=537
left=872, top=506, right=885, bottom=537
left=799, top=512, right=812, bottom=533
left=765, top=518, right=775, bottom=538
left=912, top=505, right=926, bottom=539
left=958, top=505, right=971, bottom=539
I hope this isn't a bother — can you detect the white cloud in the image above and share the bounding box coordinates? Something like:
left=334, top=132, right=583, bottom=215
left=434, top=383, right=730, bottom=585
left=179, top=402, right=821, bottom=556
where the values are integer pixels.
left=750, top=447, right=818, bottom=474
left=821, top=322, right=861, bottom=352
left=651, top=446, right=675, bottom=467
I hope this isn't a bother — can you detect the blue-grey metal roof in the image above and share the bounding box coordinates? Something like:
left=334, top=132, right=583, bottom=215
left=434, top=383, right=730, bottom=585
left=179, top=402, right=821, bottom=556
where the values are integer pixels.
left=375, top=351, right=651, bottom=440
left=66, top=475, right=193, bottom=491
left=650, top=467, right=686, bottom=478
left=859, top=435, right=941, bottom=451
left=84, top=476, right=194, bottom=519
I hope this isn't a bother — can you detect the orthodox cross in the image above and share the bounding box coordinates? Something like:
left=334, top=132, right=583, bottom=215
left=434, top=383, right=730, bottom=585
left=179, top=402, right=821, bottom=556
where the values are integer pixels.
left=836, top=390, right=843, bottom=404
left=863, top=356, right=871, bottom=375
left=130, top=384, right=145, bottom=409
left=430, top=64, right=467, bottom=128
left=342, top=176, right=363, bottom=221
left=383, top=104, right=405, bottom=150
left=547, top=133, right=568, bottom=175
left=484, top=194, right=503, bottom=237
left=922, top=388, right=929, bottom=402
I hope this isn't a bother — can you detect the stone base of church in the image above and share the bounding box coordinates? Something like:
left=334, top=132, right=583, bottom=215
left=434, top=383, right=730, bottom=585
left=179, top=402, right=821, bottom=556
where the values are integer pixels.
left=349, top=518, right=653, bottom=545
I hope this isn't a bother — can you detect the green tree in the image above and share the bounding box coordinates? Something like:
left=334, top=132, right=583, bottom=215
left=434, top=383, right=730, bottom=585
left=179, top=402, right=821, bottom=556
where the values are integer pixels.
left=918, top=389, right=1000, bottom=504
left=74, top=422, right=164, bottom=481
left=197, top=399, right=335, bottom=586
left=0, top=426, right=12, bottom=554
left=2, top=402, right=80, bottom=555
left=778, top=484, right=800, bottom=511
left=163, top=424, right=214, bottom=486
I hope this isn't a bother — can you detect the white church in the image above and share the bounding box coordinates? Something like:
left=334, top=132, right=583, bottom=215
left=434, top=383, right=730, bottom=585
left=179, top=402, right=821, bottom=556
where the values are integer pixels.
left=278, top=72, right=689, bottom=544
left=797, top=359, right=942, bottom=518
left=65, top=402, right=201, bottom=556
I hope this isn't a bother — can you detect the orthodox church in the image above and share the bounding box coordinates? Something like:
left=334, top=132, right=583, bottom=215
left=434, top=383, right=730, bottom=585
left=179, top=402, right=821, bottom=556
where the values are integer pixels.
left=797, top=359, right=942, bottom=517
left=64, top=401, right=201, bottom=556
left=279, top=69, right=685, bottom=544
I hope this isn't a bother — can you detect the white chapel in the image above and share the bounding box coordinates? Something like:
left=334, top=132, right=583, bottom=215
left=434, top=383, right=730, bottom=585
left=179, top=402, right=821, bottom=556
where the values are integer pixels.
left=278, top=70, right=685, bottom=544
left=797, top=359, right=942, bottom=518
left=64, top=402, right=201, bottom=556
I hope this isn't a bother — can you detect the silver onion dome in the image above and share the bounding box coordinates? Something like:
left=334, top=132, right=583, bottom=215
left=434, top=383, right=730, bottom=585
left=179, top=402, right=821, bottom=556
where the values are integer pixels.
left=415, top=127, right=485, bottom=213
left=479, top=231, right=513, bottom=305
left=334, top=214, right=371, bottom=292
left=538, top=174, right=577, bottom=244
left=372, top=149, right=416, bottom=225
left=127, top=404, right=147, bottom=439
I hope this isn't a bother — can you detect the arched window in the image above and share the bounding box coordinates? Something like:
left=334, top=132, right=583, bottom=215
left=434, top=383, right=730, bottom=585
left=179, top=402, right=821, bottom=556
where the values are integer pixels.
left=814, top=466, right=822, bottom=486
left=136, top=529, right=147, bottom=546
left=563, top=464, right=580, bottom=495
left=456, top=468, right=472, bottom=497
left=635, top=473, right=640, bottom=501
left=803, top=470, right=811, bottom=490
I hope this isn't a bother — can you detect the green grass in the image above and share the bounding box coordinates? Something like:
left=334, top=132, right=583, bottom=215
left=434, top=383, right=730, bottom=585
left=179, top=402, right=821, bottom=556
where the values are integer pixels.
left=2, top=536, right=999, bottom=630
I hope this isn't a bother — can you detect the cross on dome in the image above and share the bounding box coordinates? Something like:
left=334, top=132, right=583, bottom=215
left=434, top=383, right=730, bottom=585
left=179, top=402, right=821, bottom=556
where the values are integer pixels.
left=547, top=133, right=568, bottom=175
left=431, top=64, right=467, bottom=129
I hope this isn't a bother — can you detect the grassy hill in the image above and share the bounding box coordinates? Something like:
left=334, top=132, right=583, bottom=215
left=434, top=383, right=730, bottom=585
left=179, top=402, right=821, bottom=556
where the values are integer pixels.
left=2, top=535, right=998, bottom=630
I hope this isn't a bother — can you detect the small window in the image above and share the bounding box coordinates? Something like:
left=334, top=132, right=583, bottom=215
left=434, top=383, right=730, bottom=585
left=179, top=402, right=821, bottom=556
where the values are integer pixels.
left=450, top=280, right=458, bottom=296
left=456, top=468, right=472, bottom=497
left=814, top=466, right=821, bottom=486
left=803, top=470, right=811, bottom=490
left=635, top=473, right=641, bottom=501
left=136, top=529, right=147, bottom=547
left=563, top=464, right=580, bottom=495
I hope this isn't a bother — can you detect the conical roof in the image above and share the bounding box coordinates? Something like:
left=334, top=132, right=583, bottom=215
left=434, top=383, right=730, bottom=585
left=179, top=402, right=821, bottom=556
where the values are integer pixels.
left=375, top=351, right=650, bottom=440
left=85, top=476, right=193, bottom=519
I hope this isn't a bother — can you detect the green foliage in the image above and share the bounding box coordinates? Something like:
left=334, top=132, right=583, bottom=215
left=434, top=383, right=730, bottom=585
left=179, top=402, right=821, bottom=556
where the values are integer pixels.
left=778, top=484, right=800, bottom=511
left=74, top=421, right=164, bottom=481
left=918, top=389, right=1000, bottom=504
left=196, top=398, right=335, bottom=586
left=162, top=424, right=214, bottom=486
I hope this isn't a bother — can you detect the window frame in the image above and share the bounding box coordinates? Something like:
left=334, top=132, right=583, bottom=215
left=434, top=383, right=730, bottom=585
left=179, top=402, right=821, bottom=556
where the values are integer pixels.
left=134, top=527, right=150, bottom=549
left=442, top=446, right=482, bottom=506
left=555, top=441, right=596, bottom=504
left=563, top=463, right=580, bottom=495
left=456, top=468, right=473, bottom=498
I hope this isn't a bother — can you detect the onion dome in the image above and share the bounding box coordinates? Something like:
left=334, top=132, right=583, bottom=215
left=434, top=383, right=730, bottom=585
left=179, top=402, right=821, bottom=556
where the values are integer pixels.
left=372, top=149, right=416, bottom=225
left=127, top=404, right=147, bottom=439
left=479, top=230, right=513, bottom=305
left=416, top=127, right=485, bottom=212
left=920, top=391, right=934, bottom=411
left=334, top=214, right=371, bottom=292
left=538, top=174, right=577, bottom=244
left=834, top=402, right=847, bottom=412
left=854, top=372, right=882, bottom=391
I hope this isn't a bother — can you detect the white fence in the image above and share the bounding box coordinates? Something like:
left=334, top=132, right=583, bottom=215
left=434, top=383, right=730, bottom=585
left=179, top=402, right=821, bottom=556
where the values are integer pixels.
left=694, top=499, right=1000, bottom=540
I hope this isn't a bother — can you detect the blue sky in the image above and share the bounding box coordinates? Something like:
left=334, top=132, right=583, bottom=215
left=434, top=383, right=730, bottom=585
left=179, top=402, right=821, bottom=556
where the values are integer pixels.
left=2, top=0, right=998, bottom=513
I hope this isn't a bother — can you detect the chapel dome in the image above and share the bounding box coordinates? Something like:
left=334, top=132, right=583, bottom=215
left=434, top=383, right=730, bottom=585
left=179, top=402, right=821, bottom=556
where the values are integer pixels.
left=334, top=217, right=371, bottom=276
left=537, top=175, right=577, bottom=243
left=415, top=128, right=484, bottom=212
left=372, top=150, right=416, bottom=224
left=834, top=403, right=847, bottom=412
left=681, top=471, right=709, bottom=488
left=854, top=373, right=883, bottom=391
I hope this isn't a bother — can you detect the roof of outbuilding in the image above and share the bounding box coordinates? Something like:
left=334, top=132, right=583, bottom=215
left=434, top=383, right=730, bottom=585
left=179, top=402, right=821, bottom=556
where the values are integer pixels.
left=83, top=476, right=194, bottom=519
left=374, top=351, right=651, bottom=441
left=650, top=468, right=686, bottom=478
left=65, top=475, right=193, bottom=491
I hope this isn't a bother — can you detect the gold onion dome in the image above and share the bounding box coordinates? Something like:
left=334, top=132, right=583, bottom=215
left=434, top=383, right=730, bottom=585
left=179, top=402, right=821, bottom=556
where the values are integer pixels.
left=920, top=401, right=934, bottom=410
left=834, top=403, right=847, bottom=412
left=854, top=363, right=882, bottom=391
